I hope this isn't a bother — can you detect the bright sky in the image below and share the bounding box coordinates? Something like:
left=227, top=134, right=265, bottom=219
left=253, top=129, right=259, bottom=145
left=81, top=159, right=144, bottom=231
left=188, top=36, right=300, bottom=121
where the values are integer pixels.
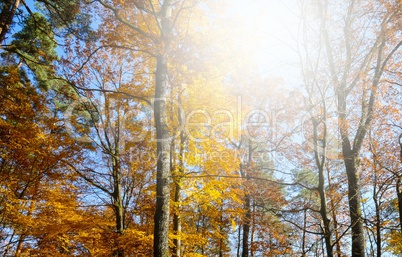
left=227, top=0, right=302, bottom=83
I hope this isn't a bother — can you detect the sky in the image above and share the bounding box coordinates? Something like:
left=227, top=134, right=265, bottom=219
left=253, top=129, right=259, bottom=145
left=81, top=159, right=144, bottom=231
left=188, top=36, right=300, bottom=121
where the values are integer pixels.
left=227, top=0, right=302, bottom=83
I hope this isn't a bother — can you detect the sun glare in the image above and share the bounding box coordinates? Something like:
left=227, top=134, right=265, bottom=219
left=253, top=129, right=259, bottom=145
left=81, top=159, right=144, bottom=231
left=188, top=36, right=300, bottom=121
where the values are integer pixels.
left=228, top=0, right=301, bottom=80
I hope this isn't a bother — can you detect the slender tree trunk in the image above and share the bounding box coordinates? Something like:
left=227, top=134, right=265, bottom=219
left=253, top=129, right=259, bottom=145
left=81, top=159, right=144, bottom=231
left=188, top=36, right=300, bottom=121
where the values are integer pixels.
left=112, top=155, right=124, bottom=257
left=250, top=203, right=255, bottom=257
left=374, top=197, right=381, bottom=257
left=153, top=1, right=173, bottom=255
left=312, top=113, right=333, bottom=257
left=237, top=224, right=242, bottom=257
left=318, top=170, right=332, bottom=257
left=242, top=194, right=251, bottom=257
left=241, top=142, right=252, bottom=257
left=153, top=52, right=171, bottom=257
left=219, top=209, right=224, bottom=257
left=398, top=137, right=402, bottom=231
left=327, top=165, right=342, bottom=257
left=302, top=208, right=307, bottom=257
left=397, top=178, right=402, bottom=232
left=172, top=182, right=181, bottom=257
left=173, top=125, right=185, bottom=257
left=0, top=0, right=20, bottom=45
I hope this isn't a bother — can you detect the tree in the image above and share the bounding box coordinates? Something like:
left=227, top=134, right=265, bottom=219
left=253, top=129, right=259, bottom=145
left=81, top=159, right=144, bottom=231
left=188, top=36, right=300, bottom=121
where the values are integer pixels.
left=84, top=1, right=232, bottom=255
left=301, top=1, right=402, bottom=255
left=0, top=48, right=86, bottom=257
left=0, top=0, right=84, bottom=47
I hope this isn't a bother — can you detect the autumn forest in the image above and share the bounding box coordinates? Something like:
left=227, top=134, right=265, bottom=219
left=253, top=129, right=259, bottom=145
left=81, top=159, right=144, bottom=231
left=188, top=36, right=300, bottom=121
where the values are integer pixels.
left=1, top=0, right=402, bottom=256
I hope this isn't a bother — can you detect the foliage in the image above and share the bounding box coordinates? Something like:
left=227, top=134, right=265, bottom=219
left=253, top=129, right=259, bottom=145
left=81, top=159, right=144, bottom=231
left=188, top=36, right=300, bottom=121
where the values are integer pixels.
left=1, top=0, right=402, bottom=257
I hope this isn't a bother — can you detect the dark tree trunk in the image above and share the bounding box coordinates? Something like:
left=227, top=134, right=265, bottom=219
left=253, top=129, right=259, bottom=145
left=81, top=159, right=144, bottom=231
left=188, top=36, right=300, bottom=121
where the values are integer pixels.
left=318, top=171, right=332, bottom=257
left=0, top=0, right=20, bottom=45
left=397, top=179, right=402, bottom=232
left=242, top=194, right=251, bottom=257
left=112, top=156, right=124, bottom=257
left=241, top=142, right=253, bottom=257
left=237, top=224, right=242, bottom=257
left=398, top=136, right=402, bottom=232
left=343, top=153, right=365, bottom=257
left=312, top=114, right=333, bottom=257
left=153, top=52, right=171, bottom=257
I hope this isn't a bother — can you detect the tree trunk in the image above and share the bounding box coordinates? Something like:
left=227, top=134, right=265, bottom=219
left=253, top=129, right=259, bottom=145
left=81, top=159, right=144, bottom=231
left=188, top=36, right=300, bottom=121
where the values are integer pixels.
left=327, top=165, right=342, bottom=257
left=242, top=194, right=251, bottom=257
left=302, top=208, right=307, bottom=257
left=153, top=1, right=172, bottom=255
left=318, top=170, right=332, bottom=257
left=397, top=178, right=402, bottom=232
left=173, top=126, right=185, bottom=257
left=251, top=203, right=255, bottom=257
left=153, top=52, right=171, bottom=257
left=398, top=137, right=402, bottom=231
left=374, top=197, right=381, bottom=257
left=0, top=0, right=20, bottom=45
left=112, top=156, right=124, bottom=257
left=241, top=142, right=252, bottom=257
left=172, top=182, right=181, bottom=257
left=336, top=72, right=366, bottom=257
left=312, top=113, right=333, bottom=257
left=237, top=224, right=242, bottom=257
left=343, top=153, right=365, bottom=257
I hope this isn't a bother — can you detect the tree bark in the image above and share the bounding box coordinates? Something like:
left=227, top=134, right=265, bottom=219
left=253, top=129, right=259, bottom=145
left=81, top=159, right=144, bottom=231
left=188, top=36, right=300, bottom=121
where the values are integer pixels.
left=320, top=0, right=367, bottom=253
left=398, top=136, right=402, bottom=232
left=311, top=105, right=333, bottom=257
left=343, top=152, right=365, bottom=257
left=241, top=142, right=253, bottom=257
left=112, top=155, right=124, bottom=257
left=318, top=168, right=332, bottom=257
left=0, top=0, right=20, bottom=46
left=153, top=1, right=173, bottom=256
left=397, top=178, right=402, bottom=232
left=327, top=165, right=342, bottom=257
left=153, top=52, right=171, bottom=257
left=337, top=87, right=366, bottom=257
left=173, top=124, right=185, bottom=257
left=242, top=194, right=251, bottom=257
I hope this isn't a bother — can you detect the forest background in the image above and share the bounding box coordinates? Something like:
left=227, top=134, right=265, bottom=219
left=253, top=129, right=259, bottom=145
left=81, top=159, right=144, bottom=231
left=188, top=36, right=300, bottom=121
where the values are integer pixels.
left=1, top=0, right=402, bottom=256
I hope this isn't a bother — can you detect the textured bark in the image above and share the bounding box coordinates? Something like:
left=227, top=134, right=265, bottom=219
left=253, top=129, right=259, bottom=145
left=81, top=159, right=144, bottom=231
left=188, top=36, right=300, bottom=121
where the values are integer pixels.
left=342, top=150, right=365, bottom=257
left=153, top=53, right=171, bottom=257
left=153, top=1, right=173, bottom=256
left=338, top=86, right=366, bottom=256
left=0, top=0, right=21, bottom=45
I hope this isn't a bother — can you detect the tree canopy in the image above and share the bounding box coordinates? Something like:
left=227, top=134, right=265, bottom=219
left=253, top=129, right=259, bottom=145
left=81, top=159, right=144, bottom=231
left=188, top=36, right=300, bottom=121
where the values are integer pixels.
left=1, top=0, right=402, bottom=256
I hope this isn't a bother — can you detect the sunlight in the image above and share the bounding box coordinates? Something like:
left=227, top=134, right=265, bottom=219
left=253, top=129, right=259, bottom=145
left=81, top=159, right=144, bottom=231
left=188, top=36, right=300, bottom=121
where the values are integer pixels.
left=229, top=0, right=301, bottom=78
